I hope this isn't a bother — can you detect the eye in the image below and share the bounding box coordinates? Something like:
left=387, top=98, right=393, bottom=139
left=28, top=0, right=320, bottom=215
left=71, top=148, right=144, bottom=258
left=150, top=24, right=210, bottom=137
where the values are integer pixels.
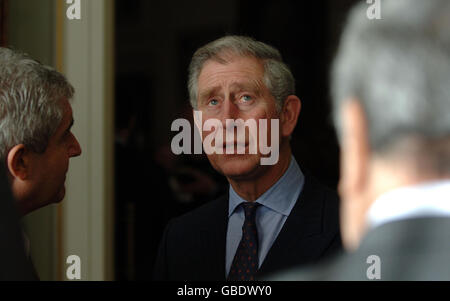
left=62, top=131, right=73, bottom=142
left=209, top=99, right=219, bottom=106
left=240, top=95, right=252, bottom=102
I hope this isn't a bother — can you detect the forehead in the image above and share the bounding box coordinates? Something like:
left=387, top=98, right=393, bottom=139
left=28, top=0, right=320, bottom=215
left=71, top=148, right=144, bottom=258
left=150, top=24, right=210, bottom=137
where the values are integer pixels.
left=47, top=98, right=73, bottom=143
left=198, top=55, right=265, bottom=91
left=60, top=98, right=73, bottom=120
left=55, top=98, right=73, bottom=130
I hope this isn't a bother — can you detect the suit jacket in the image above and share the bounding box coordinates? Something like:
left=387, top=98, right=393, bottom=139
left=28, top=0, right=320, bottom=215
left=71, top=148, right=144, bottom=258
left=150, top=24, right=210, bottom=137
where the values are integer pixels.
left=153, top=176, right=341, bottom=281
left=0, top=164, right=38, bottom=281
left=273, top=217, right=450, bottom=281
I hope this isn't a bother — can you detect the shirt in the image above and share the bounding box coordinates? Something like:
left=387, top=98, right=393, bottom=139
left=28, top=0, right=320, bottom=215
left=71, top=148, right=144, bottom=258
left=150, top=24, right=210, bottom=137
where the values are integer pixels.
left=226, top=156, right=305, bottom=276
left=367, top=180, right=450, bottom=230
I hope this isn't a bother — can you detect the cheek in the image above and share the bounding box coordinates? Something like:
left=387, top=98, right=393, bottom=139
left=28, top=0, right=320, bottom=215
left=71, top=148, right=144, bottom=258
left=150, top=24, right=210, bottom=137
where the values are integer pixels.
left=52, top=151, right=70, bottom=175
left=255, top=111, right=280, bottom=143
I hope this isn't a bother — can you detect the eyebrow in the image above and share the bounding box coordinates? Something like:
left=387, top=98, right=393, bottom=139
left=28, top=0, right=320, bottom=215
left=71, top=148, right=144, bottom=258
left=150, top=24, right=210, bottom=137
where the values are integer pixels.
left=198, top=81, right=264, bottom=102
left=199, top=87, right=221, bottom=103
left=229, top=82, right=263, bottom=95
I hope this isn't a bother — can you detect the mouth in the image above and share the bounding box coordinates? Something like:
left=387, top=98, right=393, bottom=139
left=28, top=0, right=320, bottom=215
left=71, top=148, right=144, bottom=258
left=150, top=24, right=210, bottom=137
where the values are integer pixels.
left=222, top=141, right=249, bottom=153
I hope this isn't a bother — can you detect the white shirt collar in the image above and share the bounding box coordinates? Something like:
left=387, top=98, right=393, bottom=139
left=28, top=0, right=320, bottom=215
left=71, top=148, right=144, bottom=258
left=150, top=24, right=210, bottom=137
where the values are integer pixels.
left=228, top=156, right=304, bottom=217
left=367, top=179, right=450, bottom=230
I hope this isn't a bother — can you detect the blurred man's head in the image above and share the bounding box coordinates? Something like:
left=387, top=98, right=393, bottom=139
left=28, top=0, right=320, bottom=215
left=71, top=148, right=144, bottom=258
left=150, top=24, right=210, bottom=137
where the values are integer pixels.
left=188, top=36, right=301, bottom=184
left=332, top=0, right=450, bottom=250
left=0, top=48, right=82, bottom=216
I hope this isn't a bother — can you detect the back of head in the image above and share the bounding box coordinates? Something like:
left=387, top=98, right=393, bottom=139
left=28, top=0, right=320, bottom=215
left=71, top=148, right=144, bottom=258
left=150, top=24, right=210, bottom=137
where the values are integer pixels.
left=332, top=0, right=450, bottom=174
left=0, top=47, right=74, bottom=161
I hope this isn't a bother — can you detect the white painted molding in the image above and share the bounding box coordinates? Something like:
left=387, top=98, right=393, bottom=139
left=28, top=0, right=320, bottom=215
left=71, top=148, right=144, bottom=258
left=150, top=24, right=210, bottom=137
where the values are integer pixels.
left=62, top=0, right=115, bottom=281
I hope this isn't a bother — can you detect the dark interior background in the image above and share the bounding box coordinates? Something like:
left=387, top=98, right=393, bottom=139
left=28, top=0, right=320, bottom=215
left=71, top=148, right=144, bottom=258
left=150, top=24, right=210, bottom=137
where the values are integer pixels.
left=0, top=0, right=6, bottom=46
left=114, top=0, right=360, bottom=280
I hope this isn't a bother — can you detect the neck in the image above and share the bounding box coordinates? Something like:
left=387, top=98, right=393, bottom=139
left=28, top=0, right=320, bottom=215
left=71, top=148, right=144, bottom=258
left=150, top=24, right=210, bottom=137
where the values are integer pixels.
left=370, top=158, right=450, bottom=206
left=227, top=144, right=292, bottom=201
left=346, top=160, right=450, bottom=251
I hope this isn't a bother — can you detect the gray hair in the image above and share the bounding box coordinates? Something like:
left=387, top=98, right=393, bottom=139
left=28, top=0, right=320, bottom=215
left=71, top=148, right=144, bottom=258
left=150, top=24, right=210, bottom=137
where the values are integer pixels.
left=188, top=35, right=295, bottom=112
left=332, top=0, right=450, bottom=170
left=0, top=47, right=74, bottom=160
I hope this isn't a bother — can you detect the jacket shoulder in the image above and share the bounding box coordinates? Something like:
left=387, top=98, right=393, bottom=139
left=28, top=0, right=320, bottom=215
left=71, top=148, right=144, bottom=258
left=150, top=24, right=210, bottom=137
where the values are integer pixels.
left=168, top=194, right=228, bottom=230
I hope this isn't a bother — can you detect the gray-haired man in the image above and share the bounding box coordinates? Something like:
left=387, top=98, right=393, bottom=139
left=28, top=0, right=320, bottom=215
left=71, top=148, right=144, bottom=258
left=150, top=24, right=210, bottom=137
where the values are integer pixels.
left=154, top=36, right=341, bottom=281
left=274, top=0, right=450, bottom=280
left=0, top=47, right=82, bottom=216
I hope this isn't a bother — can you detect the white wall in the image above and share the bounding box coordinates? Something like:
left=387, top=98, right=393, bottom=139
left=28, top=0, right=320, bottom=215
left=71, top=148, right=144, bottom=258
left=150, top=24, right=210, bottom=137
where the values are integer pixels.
left=62, top=0, right=115, bottom=281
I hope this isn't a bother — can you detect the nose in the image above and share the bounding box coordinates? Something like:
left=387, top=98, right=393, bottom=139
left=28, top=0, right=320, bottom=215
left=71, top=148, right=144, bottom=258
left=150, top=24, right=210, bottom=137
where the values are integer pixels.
left=69, top=134, right=82, bottom=158
left=220, top=98, right=239, bottom=125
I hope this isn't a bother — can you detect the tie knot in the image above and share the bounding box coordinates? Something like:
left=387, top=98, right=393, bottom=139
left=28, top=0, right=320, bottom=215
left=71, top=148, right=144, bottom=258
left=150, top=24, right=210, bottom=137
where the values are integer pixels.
left=242, top=202, right=259, bottom=220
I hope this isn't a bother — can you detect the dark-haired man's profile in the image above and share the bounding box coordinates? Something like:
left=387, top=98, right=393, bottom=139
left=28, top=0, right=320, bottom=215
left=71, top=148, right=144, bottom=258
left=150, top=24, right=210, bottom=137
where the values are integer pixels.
left=0, top=47, right=82, bottom=280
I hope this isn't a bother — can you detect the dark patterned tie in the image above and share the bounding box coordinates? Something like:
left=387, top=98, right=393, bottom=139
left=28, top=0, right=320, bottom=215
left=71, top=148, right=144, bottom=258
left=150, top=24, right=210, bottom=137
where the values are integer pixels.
left=227, top=202, right=260, bottom=281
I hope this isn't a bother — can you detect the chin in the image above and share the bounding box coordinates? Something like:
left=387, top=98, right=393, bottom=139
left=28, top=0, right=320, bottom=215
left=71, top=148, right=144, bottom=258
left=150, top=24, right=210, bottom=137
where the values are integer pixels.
left=54, top=186, right=66, bottom=204
left=213, top=154, right=262, bottom=179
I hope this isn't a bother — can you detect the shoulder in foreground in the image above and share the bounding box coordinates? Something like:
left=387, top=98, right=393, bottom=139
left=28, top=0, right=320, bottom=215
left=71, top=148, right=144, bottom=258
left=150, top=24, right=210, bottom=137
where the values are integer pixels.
left=264, top=250, right=346, bottom=281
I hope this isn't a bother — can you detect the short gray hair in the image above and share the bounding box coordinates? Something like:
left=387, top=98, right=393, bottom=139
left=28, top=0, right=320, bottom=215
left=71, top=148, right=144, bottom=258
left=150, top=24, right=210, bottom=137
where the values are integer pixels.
left=0, top=47, right=74, bottom=160
left=332, top=0, right=450, bottom=170
left=188, top=35, right=295, bottom=112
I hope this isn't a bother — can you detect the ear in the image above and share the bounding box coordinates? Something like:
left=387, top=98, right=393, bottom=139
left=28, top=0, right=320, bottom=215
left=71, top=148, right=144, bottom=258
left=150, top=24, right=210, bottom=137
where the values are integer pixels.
left=280, top=95, right=301, bottom=138
left=6, top=144, right=30, bottom=181
left=338, top=99, right=371, bottom=202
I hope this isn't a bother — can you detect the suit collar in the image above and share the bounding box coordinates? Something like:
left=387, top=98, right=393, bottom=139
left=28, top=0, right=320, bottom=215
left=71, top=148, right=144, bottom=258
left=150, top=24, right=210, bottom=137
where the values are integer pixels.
left=196, top=176, right=335, bottom=280
left=258, top=176, right=327, bottom=276
left=228, top=156, right=305, bottom=217
left=367, top=180, right=450, bottom=230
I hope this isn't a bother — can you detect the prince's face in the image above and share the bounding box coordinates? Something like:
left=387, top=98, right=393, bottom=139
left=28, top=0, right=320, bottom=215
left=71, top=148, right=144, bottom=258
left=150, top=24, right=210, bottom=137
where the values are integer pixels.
left=196, top=54, right=281, bottom=181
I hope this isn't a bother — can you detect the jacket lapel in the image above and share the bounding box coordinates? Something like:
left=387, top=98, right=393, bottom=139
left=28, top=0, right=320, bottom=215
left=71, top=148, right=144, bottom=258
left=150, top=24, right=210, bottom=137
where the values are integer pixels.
left=258, top=176, right=326, bottom=276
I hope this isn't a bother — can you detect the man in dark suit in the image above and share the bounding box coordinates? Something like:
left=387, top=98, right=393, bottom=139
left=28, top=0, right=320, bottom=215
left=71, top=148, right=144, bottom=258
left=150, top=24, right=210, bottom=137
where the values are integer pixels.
left=153, top=36, right=341, bottom=281
left=0, top=163, right=36, bottom=280
left=0, top=47, right=82, bottom=215
left=273, top=0, right=450, bottom=280
left=0, top=47, right=82, bottom=279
